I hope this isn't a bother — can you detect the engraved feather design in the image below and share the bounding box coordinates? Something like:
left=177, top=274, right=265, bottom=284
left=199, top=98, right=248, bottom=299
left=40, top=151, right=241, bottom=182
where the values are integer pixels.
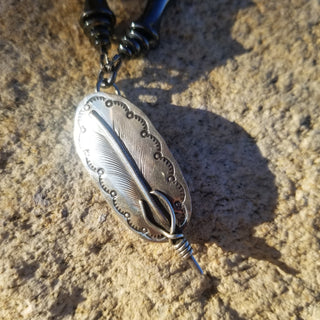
left=79, top=106, right=170, bottom=230
left=90, top=128, right=141, bottom=207
left=74, top=92, right=191, bottom=241
left=74, top=92, right=203, bottom=274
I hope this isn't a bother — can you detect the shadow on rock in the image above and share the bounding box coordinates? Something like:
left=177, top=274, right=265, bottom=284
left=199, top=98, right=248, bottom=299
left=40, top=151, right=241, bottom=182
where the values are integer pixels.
left=118, top=0, right=254, bottom=99
left=113, top=1, right=298, bottom=275
left=153, top=102, right=298, bottom=275
left=114, top=85, right=296, bottom=275
left=152, top=102, right=298, bottom=275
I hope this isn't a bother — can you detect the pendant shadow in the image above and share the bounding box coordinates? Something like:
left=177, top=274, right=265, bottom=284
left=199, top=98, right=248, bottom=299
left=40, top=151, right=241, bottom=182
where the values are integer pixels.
left=114, top=0, right=297, bottom=276
left=140, top=100, right=296, bottom=276
left=118, top=73, right=296, bottom=275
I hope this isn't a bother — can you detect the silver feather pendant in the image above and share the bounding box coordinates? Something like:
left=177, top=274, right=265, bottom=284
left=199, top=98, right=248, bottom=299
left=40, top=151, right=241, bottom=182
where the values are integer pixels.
left=74, top=92, right=203, bottom=274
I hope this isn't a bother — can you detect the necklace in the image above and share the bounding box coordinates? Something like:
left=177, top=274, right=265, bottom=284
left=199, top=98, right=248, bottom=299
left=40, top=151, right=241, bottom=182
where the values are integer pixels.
left=74, top=0, right=203, bottom=275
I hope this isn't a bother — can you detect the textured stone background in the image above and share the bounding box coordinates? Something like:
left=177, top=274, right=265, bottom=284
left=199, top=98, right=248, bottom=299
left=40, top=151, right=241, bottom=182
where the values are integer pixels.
left=1, top=0, right=319, bottom=319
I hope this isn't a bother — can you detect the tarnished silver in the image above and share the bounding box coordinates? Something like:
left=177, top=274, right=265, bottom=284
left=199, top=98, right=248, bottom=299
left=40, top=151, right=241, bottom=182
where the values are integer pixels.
left=74, top=92, right=203, bottom=274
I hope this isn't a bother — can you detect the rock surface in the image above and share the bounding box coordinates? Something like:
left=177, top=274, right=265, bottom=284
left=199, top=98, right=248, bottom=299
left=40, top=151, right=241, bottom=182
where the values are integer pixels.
left=0, top=0, right=319, bottom=319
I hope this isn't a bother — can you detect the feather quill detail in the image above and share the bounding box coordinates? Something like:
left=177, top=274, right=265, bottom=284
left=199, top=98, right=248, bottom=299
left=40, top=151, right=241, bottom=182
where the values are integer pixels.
left=74, top=92, right=203, bottom=274
left=74, top=92, right=191, bottom=240
left=85, top=109, right=170, bottom=229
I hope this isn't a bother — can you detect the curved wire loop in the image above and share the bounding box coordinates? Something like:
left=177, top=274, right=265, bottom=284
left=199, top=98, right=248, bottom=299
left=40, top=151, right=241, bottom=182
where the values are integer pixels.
left=140, top=190, right=203, bottom=274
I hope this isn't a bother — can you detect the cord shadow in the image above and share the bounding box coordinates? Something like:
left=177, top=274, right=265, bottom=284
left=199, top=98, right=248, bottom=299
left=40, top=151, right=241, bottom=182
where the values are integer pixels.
left=116, top=0, right=254, bottom=97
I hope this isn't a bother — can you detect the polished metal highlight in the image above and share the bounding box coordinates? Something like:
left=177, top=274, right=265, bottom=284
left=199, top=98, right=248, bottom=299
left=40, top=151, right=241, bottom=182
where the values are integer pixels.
left=74, top=92, right=203, bottom=274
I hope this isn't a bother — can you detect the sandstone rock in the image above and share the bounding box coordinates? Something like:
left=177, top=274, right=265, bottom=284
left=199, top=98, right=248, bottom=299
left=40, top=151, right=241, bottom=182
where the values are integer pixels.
left=0, top=0, right=319, bottom=319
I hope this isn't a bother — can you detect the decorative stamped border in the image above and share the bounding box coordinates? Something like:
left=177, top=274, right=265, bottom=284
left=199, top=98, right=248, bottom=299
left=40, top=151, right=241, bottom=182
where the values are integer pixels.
left=76, top=93, right=188, bottom=241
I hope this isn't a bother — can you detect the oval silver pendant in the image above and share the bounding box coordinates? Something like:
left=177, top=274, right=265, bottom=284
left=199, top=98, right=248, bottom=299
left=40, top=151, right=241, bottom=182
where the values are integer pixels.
left=74, top=92, right=202, bottom=273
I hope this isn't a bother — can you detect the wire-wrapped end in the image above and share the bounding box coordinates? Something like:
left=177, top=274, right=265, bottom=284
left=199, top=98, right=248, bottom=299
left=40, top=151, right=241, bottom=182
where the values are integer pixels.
left=80, top=0, right=116, bottom=52
left=118, top=22, right=159, bottom=58
left=173, top=238, right=203, bottom=275
left=118, top=0, right=171, bottom=58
